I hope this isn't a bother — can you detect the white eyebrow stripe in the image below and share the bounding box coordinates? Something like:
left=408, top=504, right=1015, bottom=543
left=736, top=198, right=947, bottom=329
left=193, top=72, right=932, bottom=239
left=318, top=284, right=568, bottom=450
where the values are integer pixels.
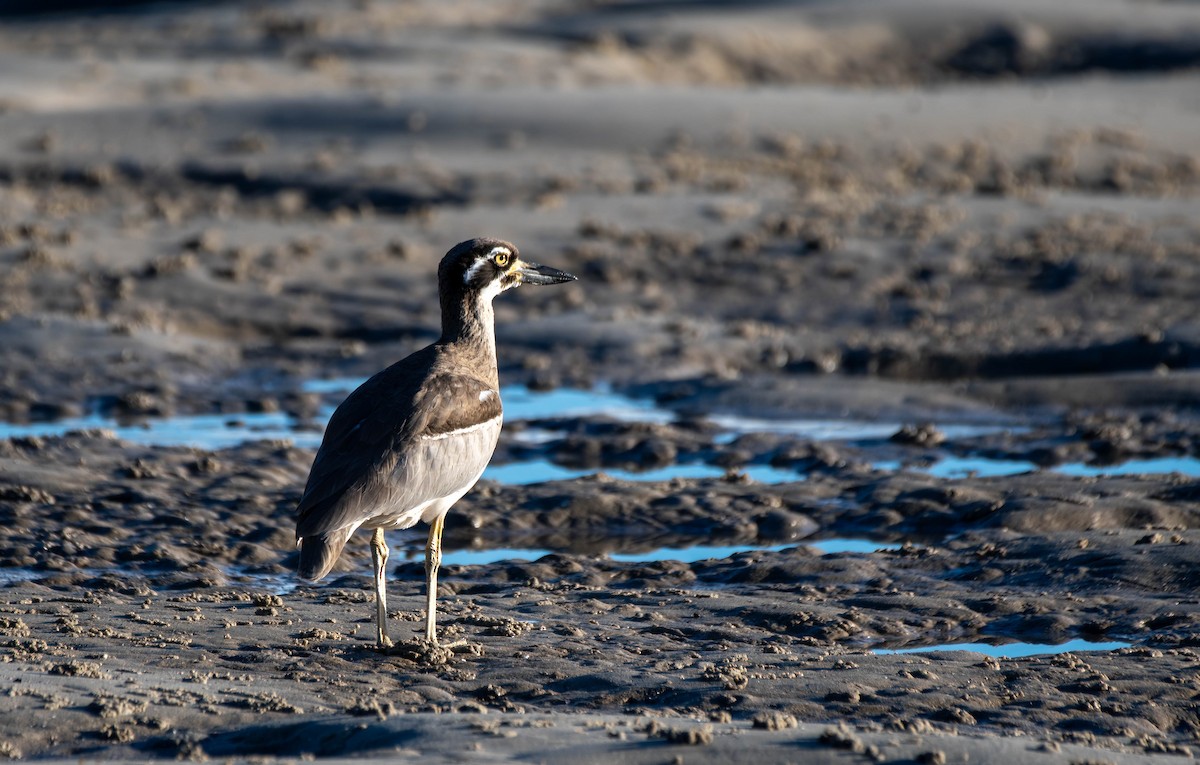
left=480, top=389, right=497, bottom=402
left=462, top=247, right=513, bottom=285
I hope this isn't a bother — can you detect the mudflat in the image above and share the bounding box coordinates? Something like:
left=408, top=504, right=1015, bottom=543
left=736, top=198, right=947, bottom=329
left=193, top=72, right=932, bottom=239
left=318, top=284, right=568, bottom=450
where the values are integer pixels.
left=1, top=1, right=1199, bottom=762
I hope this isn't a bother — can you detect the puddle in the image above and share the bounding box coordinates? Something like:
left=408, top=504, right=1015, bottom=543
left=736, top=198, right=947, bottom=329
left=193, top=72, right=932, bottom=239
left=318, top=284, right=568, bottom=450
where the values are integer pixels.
left=483, top=460, right=802, bottom=485
left=300, top=377, right=367, bottom=395
left=9, top=378, right=1009, bottom=457
left=304, top=379, right=677, bottom=424
left=8, top=380, right=1197, bottom=486
left=0, top=568, right=53, bottom=586
left=223, top=570, right=299, bottom=596
left=431, top=538, right=902, bottom=566
left=0, top=383, right=673, bottom=451
left=0, top=411, right=323, bottom=450
left=876, top=456, right=1038, bottom=479
left=437, top=548, right=556, bottom=566
left=503, top=384, right=676, bottom=423
left=1, top=542, right=894, bottom=589
left=812, top=538, right=904, bottom=555
left=710, top=415, right=1016, bottom=445
left=926, top=457, right=1038, bottom=479
left=0, top=564, right=300, bottom=595
left=879, top=453, right=1200, bottom=480
left=874, top=638, right=1132, bottom=659
left=606, top=543, right=798, bottom=563
left=607, top=538, right=902, bottom=563
left=1055, top=456, right=1200, bottom=478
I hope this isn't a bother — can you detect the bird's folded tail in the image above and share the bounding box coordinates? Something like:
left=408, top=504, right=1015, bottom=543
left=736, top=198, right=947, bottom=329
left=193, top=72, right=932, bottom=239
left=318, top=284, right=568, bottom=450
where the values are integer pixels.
left=297, top=526, right=356, bottom=581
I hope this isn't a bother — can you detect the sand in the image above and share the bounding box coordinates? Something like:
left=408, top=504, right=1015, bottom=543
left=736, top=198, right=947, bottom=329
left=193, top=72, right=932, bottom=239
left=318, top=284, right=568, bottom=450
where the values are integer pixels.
left=1, top=0, right=1200, bottom=762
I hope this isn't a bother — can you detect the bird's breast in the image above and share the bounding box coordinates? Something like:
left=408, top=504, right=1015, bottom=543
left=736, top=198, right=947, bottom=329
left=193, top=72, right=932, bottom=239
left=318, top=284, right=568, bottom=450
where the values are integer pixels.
left=365, top=415, right=502, bottom=530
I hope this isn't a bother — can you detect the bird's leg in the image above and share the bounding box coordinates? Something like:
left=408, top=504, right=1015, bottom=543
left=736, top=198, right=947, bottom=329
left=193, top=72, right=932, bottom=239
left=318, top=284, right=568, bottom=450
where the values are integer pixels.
left=370, top=527, right=393, bottom=649
left=424, top=515, right=444, bottom=644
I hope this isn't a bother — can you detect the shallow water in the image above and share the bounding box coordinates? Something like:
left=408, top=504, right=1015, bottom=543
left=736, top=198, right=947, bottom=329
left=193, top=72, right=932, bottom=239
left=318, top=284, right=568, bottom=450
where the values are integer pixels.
left=483, top=460, right=802, bottom=485
left=1056, top=456, right=1200, bottom=478
left=4, top=383, right=1197, bottom=487
left=0, top=564, right=302, bottom=597
left=709, top=414, right=1016, bottom=444
left=0, top=537, right=902, bottom=589
left=432, top=538, right=903, bottom=566
left=0, top=410, right=320, bottom=450
left=606, top=537, right=903, bottom=563
left=926, top=456, right=1039, bottom=479
left=304, top=379, right=678, bottom=424
left=223, top=568, right=301, bottom=596
left=881, top=453, right=1200, bottom=480
left=806, top=538, right=905, bottom=555
left=0, top=383, right=1018, bottom=453
left=0, top=568, right=51, bottom=586
left=0, top=384, right=673, bottom=451
left=873, top=638, right=1132, bottom=659
left=876, top=456, right=1039, bottom=479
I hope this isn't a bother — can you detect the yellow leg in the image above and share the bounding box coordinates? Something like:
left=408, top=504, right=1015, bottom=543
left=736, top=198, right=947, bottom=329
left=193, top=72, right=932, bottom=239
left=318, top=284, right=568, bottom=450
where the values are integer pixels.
left=424, top=515, right=444, bottom=644
left=370, top=528, right=393, bottom=649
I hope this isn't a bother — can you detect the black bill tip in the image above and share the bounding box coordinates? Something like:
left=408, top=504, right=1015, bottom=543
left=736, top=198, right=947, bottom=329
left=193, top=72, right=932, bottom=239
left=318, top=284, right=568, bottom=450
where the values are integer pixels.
left=519, top=261, right=577, bottom=286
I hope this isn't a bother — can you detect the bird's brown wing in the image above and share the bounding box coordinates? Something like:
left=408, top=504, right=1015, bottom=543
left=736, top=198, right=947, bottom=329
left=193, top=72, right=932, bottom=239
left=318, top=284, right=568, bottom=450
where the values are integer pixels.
left=295, top=350, right=500, bottom=538
left=412, top=374, right=503, bottom=439
left=294, top=346, right=434, bottom=537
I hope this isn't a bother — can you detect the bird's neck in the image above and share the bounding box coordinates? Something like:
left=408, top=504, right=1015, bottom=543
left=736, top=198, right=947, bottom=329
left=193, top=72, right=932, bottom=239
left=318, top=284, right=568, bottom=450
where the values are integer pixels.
left=440, top=290, right=498, bottom=373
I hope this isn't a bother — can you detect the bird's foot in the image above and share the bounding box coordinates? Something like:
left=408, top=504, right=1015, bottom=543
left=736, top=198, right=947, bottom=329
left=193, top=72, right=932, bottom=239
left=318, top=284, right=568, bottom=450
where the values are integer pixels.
left=375, top=635, right=395, bottom=652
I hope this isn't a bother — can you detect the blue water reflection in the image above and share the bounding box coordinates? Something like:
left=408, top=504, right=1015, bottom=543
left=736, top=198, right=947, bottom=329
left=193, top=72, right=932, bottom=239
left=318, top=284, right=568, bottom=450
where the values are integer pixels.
left=483, top=460, right=802, bottom=485
left=436, top=538, right=902, bottom=566
left=874, top=638, right=1131, bottom=658
left=1056, top=456, right=1200, bottom=478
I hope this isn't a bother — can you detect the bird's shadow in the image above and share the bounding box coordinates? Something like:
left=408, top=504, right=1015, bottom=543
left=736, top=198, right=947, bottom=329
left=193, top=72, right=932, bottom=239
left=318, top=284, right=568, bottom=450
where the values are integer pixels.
left=168, top=718, right=422, bottom=759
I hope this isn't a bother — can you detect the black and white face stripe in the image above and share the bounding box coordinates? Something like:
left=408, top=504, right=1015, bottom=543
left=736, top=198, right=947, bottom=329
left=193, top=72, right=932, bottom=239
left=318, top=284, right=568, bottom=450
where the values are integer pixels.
left=462, top=246, right=514, bottom=287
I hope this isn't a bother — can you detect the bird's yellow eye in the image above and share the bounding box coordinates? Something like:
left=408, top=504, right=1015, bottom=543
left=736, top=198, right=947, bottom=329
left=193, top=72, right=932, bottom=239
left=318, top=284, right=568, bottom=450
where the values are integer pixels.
left=494, top=252, right=510, bottom=268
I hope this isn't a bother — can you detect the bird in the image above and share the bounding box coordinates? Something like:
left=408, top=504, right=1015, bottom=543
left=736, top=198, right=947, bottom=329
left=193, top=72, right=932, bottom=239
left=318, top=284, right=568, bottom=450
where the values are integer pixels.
left=294, top=237, right=576, bottom=648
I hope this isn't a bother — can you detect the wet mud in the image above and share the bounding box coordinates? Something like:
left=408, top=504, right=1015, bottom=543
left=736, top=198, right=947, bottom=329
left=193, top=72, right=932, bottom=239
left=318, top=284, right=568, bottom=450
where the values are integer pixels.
left=2, top=0, right=1200, bottom=763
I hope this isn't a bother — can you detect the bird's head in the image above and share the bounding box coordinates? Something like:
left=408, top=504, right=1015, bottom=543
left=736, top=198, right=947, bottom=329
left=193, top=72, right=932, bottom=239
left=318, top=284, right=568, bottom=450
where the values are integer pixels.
left=439, top=238, right=576, bottom=302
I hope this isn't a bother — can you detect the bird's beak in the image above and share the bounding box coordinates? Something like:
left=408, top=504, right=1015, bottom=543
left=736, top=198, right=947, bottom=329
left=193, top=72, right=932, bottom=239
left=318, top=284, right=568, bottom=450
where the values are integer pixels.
left=516, top=259, right=577, bottom=286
